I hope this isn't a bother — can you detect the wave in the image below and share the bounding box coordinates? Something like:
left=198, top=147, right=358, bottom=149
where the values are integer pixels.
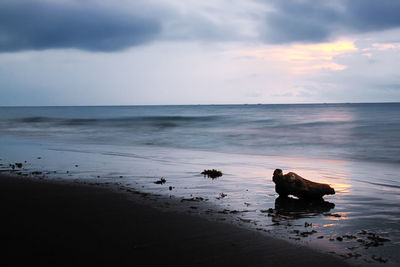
left=12, top=115, right=223, bottom=128
left=1, top=104, right=399, bottom=165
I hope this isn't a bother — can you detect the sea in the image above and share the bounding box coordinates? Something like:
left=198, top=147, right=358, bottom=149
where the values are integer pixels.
left=0, top=103, right=399, bottom=265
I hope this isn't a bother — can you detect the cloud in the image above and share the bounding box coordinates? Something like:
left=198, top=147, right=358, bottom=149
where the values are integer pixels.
left=0, top=0, right=260, bottom=53
left=159, top=0, right=263, bottom=42
left=262, top=0, right=400, bottom=43
left=0, top=0, right=162, bottom=52
left=2, top=0, right=400, bottom=53
left=235, top=40, right=357, bottom=74
left=371, top=43, right=400, bottom=51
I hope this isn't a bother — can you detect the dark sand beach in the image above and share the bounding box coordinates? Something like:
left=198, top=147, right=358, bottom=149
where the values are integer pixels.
left=0, top=174, right=350, bottom=267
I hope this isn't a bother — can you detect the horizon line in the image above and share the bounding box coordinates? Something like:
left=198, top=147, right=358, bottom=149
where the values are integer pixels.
left=1, top=101, right=400, bottom=108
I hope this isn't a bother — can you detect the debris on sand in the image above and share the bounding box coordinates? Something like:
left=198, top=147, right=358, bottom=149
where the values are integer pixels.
left=201, top=169, right=222, bottom=179
left=217, top=209, right=230, bottom=214
left=304, top=222, right=312, bottom=227
left=216, top=193, right=227, bottom=200
left=367, top=235, right=390, bottom=243
left=15, top=163, right=23, bottom=168
left=346, top=252, right=361, bottom=259
left=355, top=231, right=390, bottom=248
left=154, top=178, right=166, bottom=184
left=324, top=213, right=341, bottom=218
left=342, top=234, right=357, bottom=240
left=289, top=229, right=317, bottom=238
left=181, top=197, right=204, bottom=202
left=260, top=208, right=274, bottom=214
left=300, top=230, right=317, bottom=237
left=229, top=210, right=241, bottom=214
left=372, top=256, right=387, bottom=263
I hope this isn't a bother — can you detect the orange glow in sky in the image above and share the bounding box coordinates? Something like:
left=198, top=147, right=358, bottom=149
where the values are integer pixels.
left=236, top=40, right=357, bottom=74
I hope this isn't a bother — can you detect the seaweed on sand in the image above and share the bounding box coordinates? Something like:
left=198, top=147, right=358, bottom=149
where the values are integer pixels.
left=154, top=178, right=166, bottom=184
left=201, top=169, right=222, bottom=179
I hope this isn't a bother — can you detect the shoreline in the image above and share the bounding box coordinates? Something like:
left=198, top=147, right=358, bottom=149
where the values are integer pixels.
left=0, top=174, right=351, bottom=266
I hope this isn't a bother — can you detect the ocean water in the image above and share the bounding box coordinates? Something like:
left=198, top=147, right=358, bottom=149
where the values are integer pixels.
left=1, top=103, right=399, bottom=265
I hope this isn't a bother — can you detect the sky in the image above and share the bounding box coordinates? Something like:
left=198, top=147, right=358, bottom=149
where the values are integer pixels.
left=1, top=0, right=400, bottom=106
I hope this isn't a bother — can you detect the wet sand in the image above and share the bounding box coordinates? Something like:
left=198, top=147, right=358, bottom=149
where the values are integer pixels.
left=0, top=174, right=350, bottom=266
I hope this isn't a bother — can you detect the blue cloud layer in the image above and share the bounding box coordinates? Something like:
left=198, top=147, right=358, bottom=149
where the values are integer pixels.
left=263, top=0, right=400, bottom=43
left=1, top=0, right=400, bottom=52
left=0, top=1, right=161, bottom=52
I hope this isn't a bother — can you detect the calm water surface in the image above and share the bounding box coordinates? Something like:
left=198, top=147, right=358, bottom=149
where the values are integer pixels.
left=1, top=104, right=399, bottom=265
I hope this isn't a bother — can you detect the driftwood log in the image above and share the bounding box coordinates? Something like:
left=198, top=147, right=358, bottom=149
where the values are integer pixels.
left=272, top=169, right=335, bottom=199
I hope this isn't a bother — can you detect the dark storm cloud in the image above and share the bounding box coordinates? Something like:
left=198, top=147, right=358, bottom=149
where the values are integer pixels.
left=262, top=0, right=400, bottom=43
left=2, top=0, right=400, bottom=53
left=0, top=1, right=162, bottom=52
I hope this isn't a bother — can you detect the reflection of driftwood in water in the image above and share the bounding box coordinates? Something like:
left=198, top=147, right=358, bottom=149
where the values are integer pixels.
left=273, top=169, right=335, bottom=199
left=274, top=196, right=334, bottom=218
